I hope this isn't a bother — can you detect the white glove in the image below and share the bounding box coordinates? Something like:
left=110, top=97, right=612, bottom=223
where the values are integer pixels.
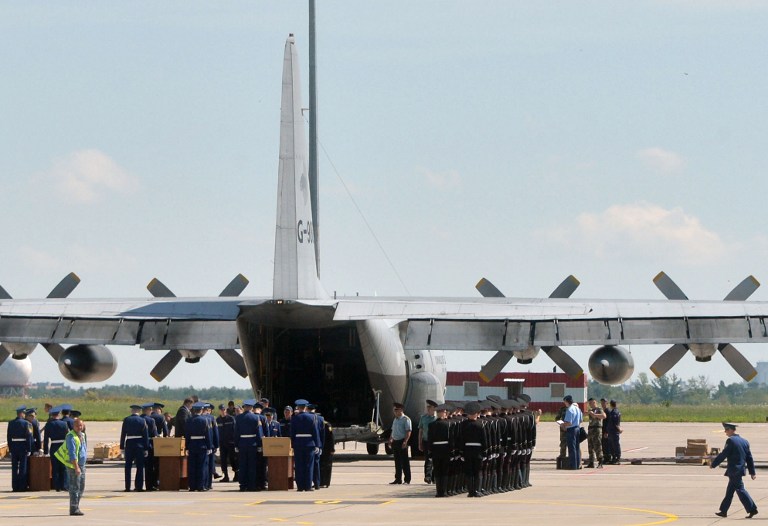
left=120, top=450, right=125, bottom=460
left=207, top=449, right=212, bottom=456
left=314, top=447, right=320, bottom=455
left=144, top=450, right=148, bottom=458
left=318, top=448, right=322, bottom=455
left=257, top=447, right=263, bottom=453
left=234, top=448, right=239, bottom=453
left=26, top=452, right=31, bottom=457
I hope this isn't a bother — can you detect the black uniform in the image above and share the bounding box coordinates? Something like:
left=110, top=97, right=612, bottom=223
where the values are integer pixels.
left=459, top=417, right=487, bottom=497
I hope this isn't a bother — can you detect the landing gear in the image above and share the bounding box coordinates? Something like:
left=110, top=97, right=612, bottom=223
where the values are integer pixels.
left=366, top=443, right=379, bottom=456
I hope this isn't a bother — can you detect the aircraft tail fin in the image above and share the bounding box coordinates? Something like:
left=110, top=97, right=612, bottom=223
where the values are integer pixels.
left=273, top=35, right=327, bottom=300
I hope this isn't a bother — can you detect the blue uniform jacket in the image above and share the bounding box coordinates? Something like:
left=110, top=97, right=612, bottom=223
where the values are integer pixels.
left=291, top=412, right=321, bottom=448
left=151, top=413, right=169, bottom=437
left=7, top=417, right=34, bottom=452
left=217, top=414, right=236, bottom=446
left=185, top=415, right=212, bottom=452
left=265, top=419, right=281, bottom=437
left=712, top=434, right=756, bottom=477
left=235, top=411, right=263, bottom=447
left=120, top=414, right=149, bottom=450
left=43, top=419, right=70, bottom=455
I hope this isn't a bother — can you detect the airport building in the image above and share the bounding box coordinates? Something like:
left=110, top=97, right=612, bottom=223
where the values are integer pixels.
left=444, top=371, right=588, bottom=413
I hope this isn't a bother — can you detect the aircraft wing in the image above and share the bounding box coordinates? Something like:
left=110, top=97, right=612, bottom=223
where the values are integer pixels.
left=0, top=297, right=250, bottom=350
left=332, top=297, right=768, bottom=351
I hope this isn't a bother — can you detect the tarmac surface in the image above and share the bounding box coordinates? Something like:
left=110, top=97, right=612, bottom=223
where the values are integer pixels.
left=2, top=421, right=768, bottom=525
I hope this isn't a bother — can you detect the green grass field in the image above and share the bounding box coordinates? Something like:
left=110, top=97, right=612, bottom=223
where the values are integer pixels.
left=2, top=397, right=767, bottom=422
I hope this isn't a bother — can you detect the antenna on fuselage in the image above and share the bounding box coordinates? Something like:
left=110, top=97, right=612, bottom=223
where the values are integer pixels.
left=309, top=0, right=320, bottom=278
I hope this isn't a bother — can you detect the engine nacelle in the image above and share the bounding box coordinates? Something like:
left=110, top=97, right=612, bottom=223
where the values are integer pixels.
left=588, top=345, right=634, bottom=385
left=58, top=344, right=117, bottom=383
left=3, top=342, right=36, bottom=358
left=513, top=346, right=541, bottom=365
left=180, top=349, right=208, bottom=363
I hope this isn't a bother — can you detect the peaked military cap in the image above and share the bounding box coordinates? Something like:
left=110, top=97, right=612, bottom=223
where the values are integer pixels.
left=436, top=404, right=451, bottom=412
left=141, top=403, right=154, bottom=409
left=722, top=422, right=737, bottom=430
left=218, top=404, right=226, bottom=410
left=153, top=402, right=165, bottom=409
left=50, top=406, right=61, bottom=415
left=518, top=394, right=531, bottom=403
left=15, top=405, right=26, bottom=413
left=24, top=407, right=37, bottom=415
left=191, top=402, right=207, bottom=410
left=254, top=402, right=264, bottom=409
left=130, top=404, right=142, bottom=410
left=426, top=399, right=438, bottom=407
left=284, top=405, right=293, bottom=412
left=242, top=399, right=257, bottom=407
left=70, top=410, right=82, bottom=418
left=60, top=404, right=73, bottom=411
left=464, top=401, right=482, bottom=415
left=294, top=399, right=309, bottom=407
left=393, top=402, right=405, bottom=409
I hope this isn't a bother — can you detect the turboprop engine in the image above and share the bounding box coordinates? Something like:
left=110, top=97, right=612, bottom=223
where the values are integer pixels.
left=588, top=345, right=634, bottom=385
left=58, top=344, right=117, bottom=383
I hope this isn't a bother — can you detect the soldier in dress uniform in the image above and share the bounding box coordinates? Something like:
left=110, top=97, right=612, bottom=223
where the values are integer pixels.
left=202, top=403, right=220, bottom=488
left=252, top=402, right=268, bottom=490
left=8, top=405, right=33, bottom=491
left=264, top=408, right=281, bottom=437
left=44, top=406, right=70, bottom=492
left=141, top=403, right=159, bottom=490
left=119, top=404, right=149, bottom=492
left=428, top=404, right=452, bottom=497
left=217, top=403, right=237, bottom=482
left=307, top=404, right=324, bottom=490
left=459, top=401, right=486, bottom=497
left=605, top=399, right=622, bottom=464
left=60, top=404, right=75, bottom=431
left=290, top=399, right=321, bottom=492
left=279, top=406, right=293, bottom=437
left=151, top=403, right=169, bottom=437
left=185, top=402, right=212, bottom=491
left=235, top=399, right=262, bottom=491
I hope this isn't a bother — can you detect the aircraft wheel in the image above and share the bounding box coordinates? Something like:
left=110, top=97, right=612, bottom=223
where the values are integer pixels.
left=366, top=443, right=379, bottom=456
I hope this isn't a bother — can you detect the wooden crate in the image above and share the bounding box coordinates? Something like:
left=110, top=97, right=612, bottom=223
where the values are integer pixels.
left=0, top=442, right=8, bottom=460
left=263, top=437, right=292, bottom=457
left=154, top=437, right=185, bottom=457
left=93, top=442, right=121, bottom=460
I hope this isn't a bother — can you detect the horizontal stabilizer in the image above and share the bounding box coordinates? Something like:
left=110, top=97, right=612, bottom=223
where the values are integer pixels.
left=0, top=285, right=10, bottom=300
left=542, top=345, right=583, bottom=379
left=649, top=344, right=688, bottom=378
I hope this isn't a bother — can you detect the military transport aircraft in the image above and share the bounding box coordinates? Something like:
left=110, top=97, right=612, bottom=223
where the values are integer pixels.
left=1, top=35, right=767, bottom=447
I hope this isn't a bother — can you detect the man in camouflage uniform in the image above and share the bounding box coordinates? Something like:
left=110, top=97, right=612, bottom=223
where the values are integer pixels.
left=586, top=397, right=604, bottom=468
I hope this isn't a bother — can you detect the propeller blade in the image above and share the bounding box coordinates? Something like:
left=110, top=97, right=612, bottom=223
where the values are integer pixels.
left=723, top=276, right=760, bottom=301
left=542, top=346, right=583, bottom=379
left=653, top=272, right=689, bottom=300
left=219, top=274, right=249, bottom=297
left=43, top=343, right=65, bottom=362
left=150, top=350, right=183, bottom=382
left=475, top=278, right=504, bottom=298
left=47, top=272, right=80, bottom=298
left=549, top=275, right=580, bottom=299
left=147, top=278, right=176, bottom=298
left=215, top=349, right=248, bottom=378
left=0, top=284, right=10, bottom=300
left=718, top=344, right=757, bottom=382
left=649, top=344, right=688, bottom=378
left=0, top=344, right=10, bottom=367
left=478, top=350, right=514, bottom=383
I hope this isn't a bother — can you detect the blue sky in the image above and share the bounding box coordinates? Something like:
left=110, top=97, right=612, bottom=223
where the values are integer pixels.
left=2, top=1, right=768, bottom=389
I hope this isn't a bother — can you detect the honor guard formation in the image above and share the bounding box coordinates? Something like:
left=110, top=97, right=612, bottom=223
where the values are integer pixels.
left=419, top=395, right=539, bottom=498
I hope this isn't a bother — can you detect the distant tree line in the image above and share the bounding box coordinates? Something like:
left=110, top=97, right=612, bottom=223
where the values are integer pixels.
left=588, top=372, right=768, bottom=405
left=26, top=384, right=254, bottom=402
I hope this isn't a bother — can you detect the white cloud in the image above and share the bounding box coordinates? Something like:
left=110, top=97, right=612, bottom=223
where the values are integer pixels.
left=422, top=169, right=461, bottom=190
left=45, top=149, right=139, bottom=203
left=637, top=147, right=686, bottom=174
left=544, top=202, right=727, bottom=264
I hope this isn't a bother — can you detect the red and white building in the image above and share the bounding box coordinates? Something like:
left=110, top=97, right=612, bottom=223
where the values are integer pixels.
left=444, top=371, right=587, bottom=413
